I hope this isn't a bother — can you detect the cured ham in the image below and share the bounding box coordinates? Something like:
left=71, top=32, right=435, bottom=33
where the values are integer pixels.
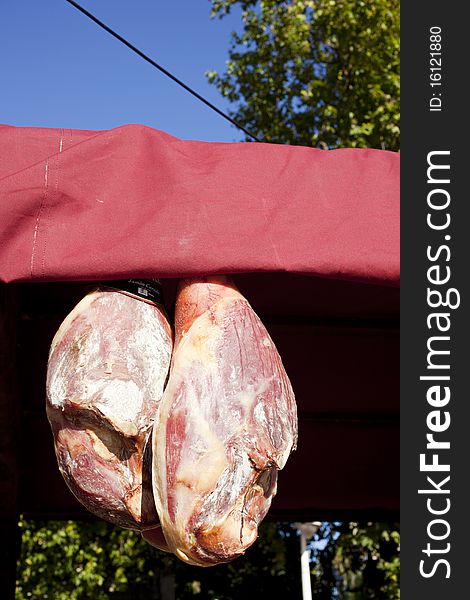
left=46, top=281, right=172, bottom=532
left=151, top=276, right=297, bottom=565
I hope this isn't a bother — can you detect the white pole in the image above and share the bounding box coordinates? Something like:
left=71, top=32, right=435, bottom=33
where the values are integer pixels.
left=294, top=522, right=321, bottom=600
left=300, top=529, right=312, bottom=600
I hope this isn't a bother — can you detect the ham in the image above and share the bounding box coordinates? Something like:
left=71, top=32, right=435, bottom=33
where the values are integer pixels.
left=46, top=281, right=172, bottom=532
left=150, top=276, right=297, bottom=565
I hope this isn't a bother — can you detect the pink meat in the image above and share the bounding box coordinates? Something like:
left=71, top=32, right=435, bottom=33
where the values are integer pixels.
left=151, top=276, right=297, bottom=565
left=46, top=286, right=172, bottom=532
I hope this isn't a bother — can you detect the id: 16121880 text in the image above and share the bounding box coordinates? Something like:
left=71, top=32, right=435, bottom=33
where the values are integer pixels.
left=429, top=26, right=442, bottom=112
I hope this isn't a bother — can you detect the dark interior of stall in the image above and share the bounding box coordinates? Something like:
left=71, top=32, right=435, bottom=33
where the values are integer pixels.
left=0, top=273, right=399, bottom=597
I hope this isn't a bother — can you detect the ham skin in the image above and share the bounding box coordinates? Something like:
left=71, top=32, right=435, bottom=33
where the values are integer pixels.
left=46, top=286, right=172, bottom=532
left=150, top=276, right=297, bottom=565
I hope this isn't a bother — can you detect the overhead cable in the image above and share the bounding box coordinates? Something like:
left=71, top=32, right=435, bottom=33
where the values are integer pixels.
left=64, top=0, right=262, bottom=142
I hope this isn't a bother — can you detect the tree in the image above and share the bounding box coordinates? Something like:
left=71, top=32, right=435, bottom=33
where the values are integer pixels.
left=15, top=519, right=301, bottom=599
left=207, top=0, right=400, bottom=150
left=16, top=518, right=399, bottom=599
left=15, top=518, right=166, bottom=600
left=310, top=522, right=400, bottom=599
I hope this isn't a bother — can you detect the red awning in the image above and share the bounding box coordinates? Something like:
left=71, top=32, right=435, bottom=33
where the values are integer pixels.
left=0, top=124, right=399, bottom=522
left=0, top=123, right=398, bottom=285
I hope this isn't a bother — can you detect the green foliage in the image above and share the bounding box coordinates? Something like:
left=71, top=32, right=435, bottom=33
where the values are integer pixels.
left=310, top=522, right=400, bottom=599
left=15, top=519, right=300, bottom=599
left=15, top=518, right=164, bottom=599
left=16, top=518, right=399, bottom=599
left=207, top=0, right=400, bottom=150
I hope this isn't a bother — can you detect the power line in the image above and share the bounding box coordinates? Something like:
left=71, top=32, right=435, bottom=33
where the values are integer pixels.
left=64, top=0, right=262, bottom=142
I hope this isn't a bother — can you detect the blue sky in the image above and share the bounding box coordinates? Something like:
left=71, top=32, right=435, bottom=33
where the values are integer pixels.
left=1, top=0, right=245, bottom=142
